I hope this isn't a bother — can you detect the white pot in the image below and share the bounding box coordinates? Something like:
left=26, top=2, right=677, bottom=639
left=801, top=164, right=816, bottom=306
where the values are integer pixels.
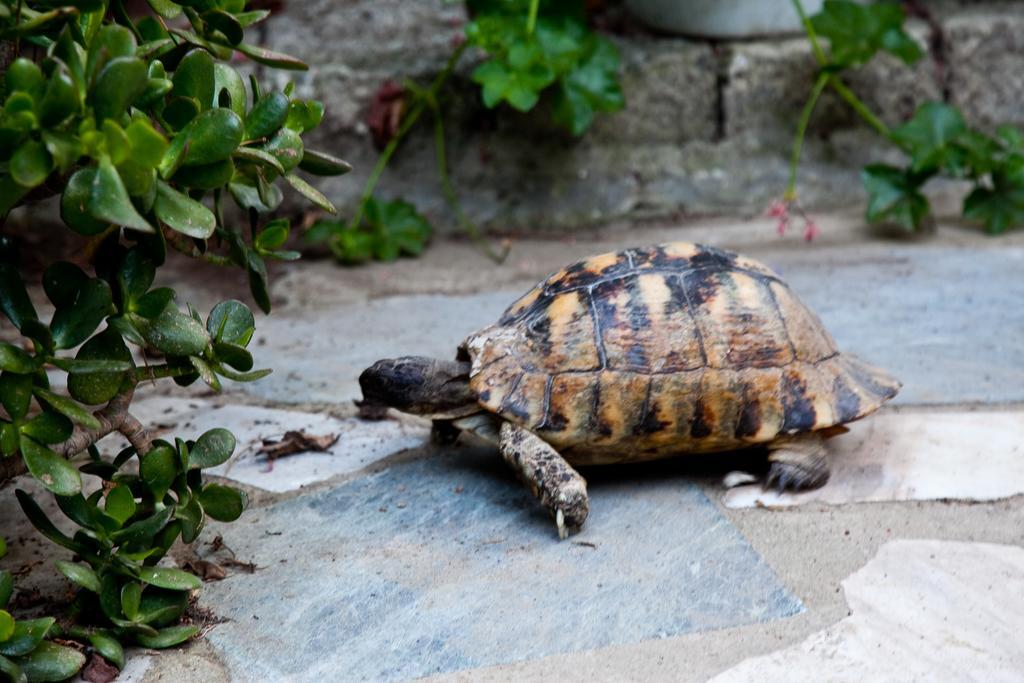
left=624, top=0, right=825, bottom=38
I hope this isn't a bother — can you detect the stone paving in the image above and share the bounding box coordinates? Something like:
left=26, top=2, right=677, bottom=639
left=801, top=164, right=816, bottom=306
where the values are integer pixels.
left=4, top=215, right=1024, bottom=682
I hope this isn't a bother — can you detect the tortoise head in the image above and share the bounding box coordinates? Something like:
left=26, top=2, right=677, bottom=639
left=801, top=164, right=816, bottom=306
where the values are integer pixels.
left=358, top=356, right=477, bottom=418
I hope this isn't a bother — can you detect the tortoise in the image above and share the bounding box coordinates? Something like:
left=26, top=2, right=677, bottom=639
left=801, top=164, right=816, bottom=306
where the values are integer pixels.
left=359, top=242, right=900, bottom=537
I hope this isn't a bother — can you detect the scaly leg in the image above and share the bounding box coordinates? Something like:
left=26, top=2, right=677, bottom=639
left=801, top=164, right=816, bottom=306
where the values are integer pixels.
left=498, top=422, right=589, bottom=539
left=766, top=431, right=831, bottom=491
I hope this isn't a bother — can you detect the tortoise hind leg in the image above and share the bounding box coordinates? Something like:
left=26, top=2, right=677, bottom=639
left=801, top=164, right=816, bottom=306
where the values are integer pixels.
left=498, top=422, right=589, bottom=539
left=766, top=432, right=830, bottom=491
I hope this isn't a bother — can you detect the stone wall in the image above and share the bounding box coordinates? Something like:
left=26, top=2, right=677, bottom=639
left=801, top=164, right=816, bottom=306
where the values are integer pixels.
left=257, top=1, right=1024, bottom=233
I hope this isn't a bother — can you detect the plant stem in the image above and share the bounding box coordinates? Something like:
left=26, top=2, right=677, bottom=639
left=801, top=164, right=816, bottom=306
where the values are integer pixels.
left=346, top=42, right=468, bottom=231
left=828, top=76, right=894, bottom=141
left=790, top=0, right=828, bottom=64
left=430, top=100, right=508, bottom=264
left=526, top=0, right=540, bottom=35
left=786, top=72, right=829, bottom=200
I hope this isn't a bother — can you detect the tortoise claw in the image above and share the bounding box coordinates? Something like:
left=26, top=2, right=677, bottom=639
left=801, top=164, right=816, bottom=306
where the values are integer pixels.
left=556, top=509, right=568, bottom=540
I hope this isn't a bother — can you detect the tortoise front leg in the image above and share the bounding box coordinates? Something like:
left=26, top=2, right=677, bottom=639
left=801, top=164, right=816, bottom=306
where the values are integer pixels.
left=765, top=431, right=830, bottom=491
left=498, top=422, right=589, bottom=539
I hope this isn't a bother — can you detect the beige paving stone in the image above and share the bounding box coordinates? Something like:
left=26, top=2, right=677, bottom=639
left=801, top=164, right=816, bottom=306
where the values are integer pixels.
left=724, top=409, right=1024, bottom=508
left=710, top=539, right=1024, bottom=682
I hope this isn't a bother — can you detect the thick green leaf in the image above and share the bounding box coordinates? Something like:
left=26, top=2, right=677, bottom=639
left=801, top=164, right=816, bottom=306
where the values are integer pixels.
left=189, top=355, right=221, bottom=391
left=32, top=388, right=102, bottom=430
left=261, top=128, right=303, bottom=173
left=89, top=157, right=155, bottom=232
left=125, top=118, right=169, bottom=168
left=133, top=625, right=199, bottom=649
left=50, top=279, right=114, bottom=350
left=136, top=589, right=189, bottom=627
left=0, top=571, right=12, bottom=609
left=67, top=328, right=133, bottom=405
left=245, top=91, right=289, bottom=140
left=153, top=181, right=216, bottom=238
left=19, top=436, right=81, bottom=496
left=206, top=300, right=254, bottom=345
left=60, top=169, right=110, bottom=236
left=285, top=99, right=324, bottom=133
left=0, top=654, right=24, bottom=683
left=0, top=264, right=38, bottom=330
left=861, top=163, right=931, bottom=231
left=141, top=443, right=178, bottom=501
left=10, top=641, right=86, bottom=682
left=105, top=485, right=137, bottom=525
left=213, top=62, right=247, bottom=118
left=172, top=49, right=216, bottom=110
left=299, top=149, right=352, bottom=177
left=92, top=57, right=148, bottom=122
left=42, top=262, right=88, bottom=309
left=0, top=372, right=33, bottom=421
left=234, top=43, right=307, bottom=70
left=15, top=491, right=88, bottom=554
left=20, top=411, right=73, bottom=445
left=10, top=141, right=53, bottom=189
left=88, top=632, right=125, bottom=670
left=159, top=108, right=244, bottom=175
left=5, top=58, right=44, bottom=95
left=0, top=618, right=54, bottom=657
left=55, top=560, right=101, bottom=594
left=0, top=611, right=13, bottom=642
left=203, top=9, right=244, bottom=45
left=135, top=306, right=211, bottom=356
left=171, top=158, right=236, bottom=190
left=121, top=582, right=142, bottom=621
left=188, top=428, right=235, bottom=469
left=109, top=505, right=173, bottom=545
left=38, top=62, right=79, bottom=128
left=199, top=484, right=246, bottom=522
left=283, top=173, right=335, bottom=213
left=0, top=343, right=35, bottom=374
left=136, top=566, right=201, bottom=591
left=233, top=145, right=285, bottom=174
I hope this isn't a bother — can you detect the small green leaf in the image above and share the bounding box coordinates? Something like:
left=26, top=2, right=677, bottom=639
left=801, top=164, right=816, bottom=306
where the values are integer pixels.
left=134, top=625, right=199, bottom=649
left=233, top=146, right=285, bottom=174
left=213, top=62, right=247, bottom=118
left=121, top=582, right=142, bottom=621
left=299, top=149, right=352, bottom=177
left=92, top=57, right=148, bottom=122
left=285, top=99, right=324, bottom=133
left=0, top=617, right=54, bottom=657
left=892, top=103, right=967, bottom=173
left=135, top=306, right=211, bottom=356
left=88, top=632, right=125, bottom=670
left=19, top=436, right=82, bottom=496
left=10, top=141, right=53, bottom=189
left=5, top=58, right=44, bottom=95
left=109, top=505, right=173, bottom=546
left=0, top=611, right=13, bottom=642
left=811, top=0, right=921, bottom=67
left=0, top=654, right=23, bottom=683
left=172, top=49, right=216, bottom=110
left=206, top=300, right=254, bottom=345
left=89, top=157, right=155, bottom=233
left=67, top=328, right=133, bottom=405
left=0, top=571, right=12, bottom=609
left=260, top=128, right=304, bottom=173
left=283, top=173, right=335, bottom=213
left=0, top=372, right=33, bottom=421
left=42, top=262, right=88, bottom=308
left=234, top=43, right=308, bottom=70
left=105, top=485, right=137, bottom=525
left=50, top=279, right=115, bottom=350
left=861, top=163, right=931, bottom=231
left=136, top=566, right=201, bottom=591
left=159, top=108, right=244, bottom=175
left=199, top=484, right=246, bottom=522
left=20, top=411, right=73, bottom=445
left=153, top=181, right=216, bottom=239
left=55, top=561, right=101, bottom=594
left=60, top=169, right=110, bottom=236
left=202, top=9, right=244, bottom=45
left=245, top=91, right=290, bottom=140
left=32, top=388, right=102, bottom=431
left=188, top=428, right=235, bottom=469
left=963, top=182, right=1024, bottom=234
left=9, top=641, right=86, bottom=682
left=0, top=264, right=38, bottom=330
left=0, top=343, right=35, bottom=374
left=141, top=443, right=178, bottom=501
left=125, top=118, right=169, bottom=168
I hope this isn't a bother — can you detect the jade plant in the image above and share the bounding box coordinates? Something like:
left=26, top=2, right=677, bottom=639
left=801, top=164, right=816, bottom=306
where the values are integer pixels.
left=307, top=0, right=624, bottom=264
left=783, top=0, right=1024, bottom=234
left=0, top=0, right=348, bottom=679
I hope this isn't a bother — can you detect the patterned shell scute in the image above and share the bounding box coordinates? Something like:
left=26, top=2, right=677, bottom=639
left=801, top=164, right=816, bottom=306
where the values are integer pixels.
left=466, top=242, right=900, bottom=459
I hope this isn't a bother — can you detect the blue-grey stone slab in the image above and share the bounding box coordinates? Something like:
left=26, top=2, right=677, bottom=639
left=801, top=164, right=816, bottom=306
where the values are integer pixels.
left=201, top=450, right=802, bottom=681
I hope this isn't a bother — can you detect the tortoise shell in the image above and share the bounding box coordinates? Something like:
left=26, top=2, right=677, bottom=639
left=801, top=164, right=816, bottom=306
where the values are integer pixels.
left=461, top=242, right=900, bottom=464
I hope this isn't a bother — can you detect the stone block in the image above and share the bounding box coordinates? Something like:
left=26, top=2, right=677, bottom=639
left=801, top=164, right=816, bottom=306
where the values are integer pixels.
left=588, top=38, right=718, bottom=144
left=723, top=22, right=939, bottom=143
left=200, top=451, right=802, bottom=680
left=944, top=10, right=1024, bottom=129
